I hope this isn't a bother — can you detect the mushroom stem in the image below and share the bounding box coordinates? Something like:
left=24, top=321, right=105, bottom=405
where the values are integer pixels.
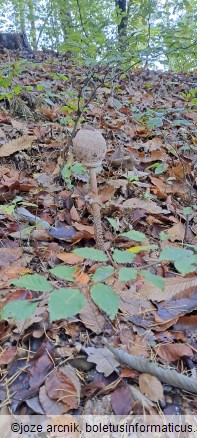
left=89, top=167, right=104, bottom=250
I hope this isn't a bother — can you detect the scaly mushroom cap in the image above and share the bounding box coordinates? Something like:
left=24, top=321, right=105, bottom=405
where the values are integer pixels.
left=73, top=128, right=107, bottom=168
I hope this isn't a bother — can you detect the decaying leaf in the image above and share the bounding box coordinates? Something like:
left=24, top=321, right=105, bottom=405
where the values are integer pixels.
left=85, top=347, right=120, bottom=377
left=0, top=135, right=36, bottom=157
left=139, top=373, right=164, bottom=402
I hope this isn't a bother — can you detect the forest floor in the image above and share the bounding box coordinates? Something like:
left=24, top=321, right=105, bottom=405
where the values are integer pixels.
left=0, top=51, right=197, bottom=421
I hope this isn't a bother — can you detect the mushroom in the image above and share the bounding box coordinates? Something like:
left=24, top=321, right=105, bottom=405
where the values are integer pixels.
left=73, top=128, right=107, bottom=250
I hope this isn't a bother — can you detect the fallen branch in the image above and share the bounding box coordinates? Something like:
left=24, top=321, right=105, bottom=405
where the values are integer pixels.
left=104, top=342, right=197, bottom=394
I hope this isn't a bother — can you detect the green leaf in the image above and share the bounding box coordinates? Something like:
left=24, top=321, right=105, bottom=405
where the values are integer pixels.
left=73, top=247, right=108, bottom=262
left=159, top=231, right=169, bottom=241
left=12, top=274, right=53, bottom=292
left=49, top=266, right=77, bottom=282
left=36, top=84, right=44, bottom=91
left=174, top=255, right=197, bottom=275
left=13, top=85, right=21, bottom=95
left=183, top=207, right=192, bottom=215
left=107, top=217, right=119, bottom=231
left=148, top=117, right=163, bottom=130
left=2, top=300, right=38, bottom=320
left=49, top=288, right=86, bottom=321
left=61, top=163, right=72, bottom=188
left=112, top=249, right=135, bottom=264
left=160, top=247, right=194, bottom=261
left=155, top=163, right=165, bottom=175
left=92, top=266, right=115, bottom=282
left=120, top=230, right=147, bottom=242
left=118, top=268, right=138, bottom=281
left=172, top=119, right=190, bottom=126
left=90, top=283, right=119, bottom=319
left=71, top=162, right=86, bottom=175
left=141, top=270, right=165, bottom=290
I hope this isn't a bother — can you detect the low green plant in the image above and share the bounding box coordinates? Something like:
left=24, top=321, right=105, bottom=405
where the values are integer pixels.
left=61, top=162, right=86, bottom=189
left=1, top=231, right=196, bottom=323
left=0, top=196, right=37, bottom=215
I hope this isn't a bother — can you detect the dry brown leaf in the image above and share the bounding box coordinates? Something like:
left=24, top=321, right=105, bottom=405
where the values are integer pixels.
left=111, top=382, right=134, bottom=415
left=70, top=206, right=81, bottom=222
left=121, top=198, right=164, bottom=214
left=57, top=252, right=84, bottom=264
left=166, top=222, right=186, bottom=242
left=120, top=368, right=139, bottom=378
left=39, top=385, right=66, bottom=415
left=150, top=176, right=172, bottom=193
left=139, top=373, right=164, bottom=402
left=143, top=138, right=164, bottom=151
left=154, top=343, right=193, bottom=362
left=174, top=315, right=197, bottom=331
left=118, top=289, right=155, bottom=317
left=73, top=222, right=94, bottom=235
left=0, top=135, right=36, bottom=157
left=0, top=346, right=17, bottom=365
left=85, top=347, right=119, bottom=377
left=11, top=119, right=29, bottom=133
left=107, top=179, right=128, bottom=188
left=0, top=247, right=22, bottom=268
left=74, top=269, right=89, bottom=285
left=79, top=299, right=105, bottom=334
left=45, top=364, right=80, bottom=411
left=98, top=184, right=116, bottom=202
left=139, top=276, right=197, bottom=302
left=185, top=111, right=197, bottom=122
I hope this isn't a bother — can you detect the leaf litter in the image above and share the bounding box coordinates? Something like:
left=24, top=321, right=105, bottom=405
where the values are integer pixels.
left=0, top=52, right=196, bottom=416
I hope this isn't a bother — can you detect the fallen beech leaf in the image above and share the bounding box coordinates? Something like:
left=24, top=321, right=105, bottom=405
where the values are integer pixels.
left=166, top=223, right=186, bottom=242
left=118, top=289, right=155, bottom=318
left=72, top=222, right=94, bottom=235
left=139, top=373, right=164, bottom=402
left=174, top=315, right=197, bottom=332
left=0, top=346, right=17, bottom=365
left=156, top=294, right=197, bottom=321
left=121, top=198, right=164, bottom=214
left=139, top=277, right=197, bottom=302
left=0, top=247, right=22, bottom=268
left=11, top=119, right=29, bottom=133
left=79, top=299, right=105, bottom=334
left=39, top=385, right=66, bottom=415
left=111, top=382, right=133, bottom=414
left=98, top=185, right=116, bottom=203
left=120, top=368, right=139, bottom=378
left=0, top=135, right=36, bottom=157
left=57, top=252, right=84, bottom=264
left=28, top=342, right=55, bottom=388
left=45, top=364, right=80, bottom=411
left=154, top=343, right=193, bottom=362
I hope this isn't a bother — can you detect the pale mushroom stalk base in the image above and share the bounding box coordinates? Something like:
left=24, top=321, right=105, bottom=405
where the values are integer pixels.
left=89, top=167, right=104, bottom=250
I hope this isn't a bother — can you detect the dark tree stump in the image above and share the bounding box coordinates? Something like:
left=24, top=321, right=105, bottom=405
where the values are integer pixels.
left=0, top=31, right=32, bottom=52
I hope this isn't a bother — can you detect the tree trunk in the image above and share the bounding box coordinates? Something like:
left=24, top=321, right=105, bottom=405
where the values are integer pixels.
left=0, top=31, right=32, bottom=52
left=116, top=0, right=127, bottom=39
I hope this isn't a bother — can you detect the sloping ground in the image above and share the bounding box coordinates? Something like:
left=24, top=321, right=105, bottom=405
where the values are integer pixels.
left=0, top=52, right=196, bottom=417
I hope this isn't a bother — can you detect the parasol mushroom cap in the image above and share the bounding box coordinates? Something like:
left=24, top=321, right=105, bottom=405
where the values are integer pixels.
left=73, top=128, right=107, bottom=168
